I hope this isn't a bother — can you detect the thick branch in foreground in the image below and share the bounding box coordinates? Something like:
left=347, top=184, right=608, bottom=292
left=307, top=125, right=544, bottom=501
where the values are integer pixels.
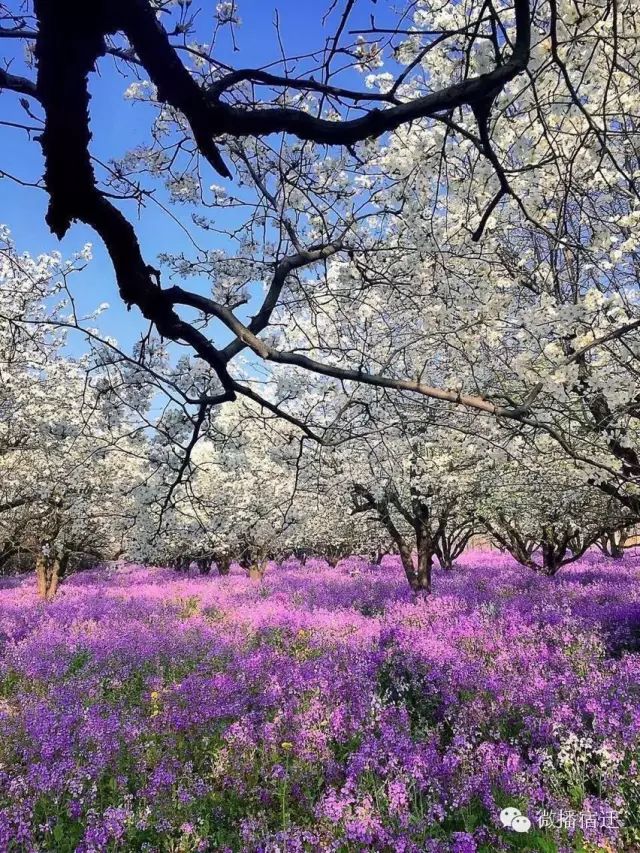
left=36, top=0, right=530, bottom=175
left=127, top=0, right=529, bottom=167
left=33, top=0, right=235, bottom=398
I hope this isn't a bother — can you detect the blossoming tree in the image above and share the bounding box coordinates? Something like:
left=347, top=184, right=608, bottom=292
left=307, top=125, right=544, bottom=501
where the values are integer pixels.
left=0, top=230, right=150, bottom=597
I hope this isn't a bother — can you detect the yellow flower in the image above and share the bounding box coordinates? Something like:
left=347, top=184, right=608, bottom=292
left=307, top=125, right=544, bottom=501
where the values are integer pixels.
left=150, top=690, right=161, bottom=718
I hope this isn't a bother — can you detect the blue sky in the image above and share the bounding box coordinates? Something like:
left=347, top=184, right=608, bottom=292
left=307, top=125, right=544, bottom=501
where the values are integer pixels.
left=0, top=0, right=398, bottom=354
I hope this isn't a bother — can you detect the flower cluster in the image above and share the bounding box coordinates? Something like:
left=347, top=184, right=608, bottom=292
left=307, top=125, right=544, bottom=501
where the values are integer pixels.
left=0, top=550, right=639, bottom=851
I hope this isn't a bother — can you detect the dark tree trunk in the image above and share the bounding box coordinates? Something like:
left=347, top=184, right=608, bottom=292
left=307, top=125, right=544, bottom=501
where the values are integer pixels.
left=480, top=516, right=538, bottom=570
left=197, top=557, right=212, bottom=575
left=436, top=550, right=454, bottom=571
left=436, top=525, right=473, bottom=570
left=0, top=546, right=17, bottom=573
left=541, top=540, right=565, bottom=576
left=327, top=543, right=346, bottom=567
left=398, top=541, right=432, bottom=595
left=611, top=540, right=625, bottom=560
left=414, top=541, right=433, bottom=594
left=397, top=544, right=417, bottom=590
left=239, top=547, right=265, bottom=581
left=351, top=483, right=437, bottom=595
left=216, top=554, right=231, bottom=576
left=598, top=528, right=627, bottom=559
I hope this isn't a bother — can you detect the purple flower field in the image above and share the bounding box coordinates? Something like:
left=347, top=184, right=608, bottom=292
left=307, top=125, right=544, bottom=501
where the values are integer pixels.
left=1, top=552, right=640, bottom=852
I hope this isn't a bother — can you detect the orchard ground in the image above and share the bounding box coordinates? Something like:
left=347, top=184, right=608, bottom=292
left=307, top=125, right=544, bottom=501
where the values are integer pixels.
left=1, top=551, right=640, bottom=852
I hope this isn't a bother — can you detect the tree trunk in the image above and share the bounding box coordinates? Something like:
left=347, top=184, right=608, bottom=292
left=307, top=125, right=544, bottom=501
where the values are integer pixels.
left=398, top=542, right=432, bottom=595
left=397, top=545, right=416, bottom=590
left=0, top=546, right=17, bottom=573
left=248, top=564, right=265, bottom=581
left=327, top=542, right=349, bottom=566
left=59, top=552, right=70, bottom=582
left=216, top=554, right=231, bottom=576
left=480, top=516, right=537, bottom=570
left=35, top=554, right=61, bottom=601
left=435, top=542, right=453, bottom=571
left=541, top=540, right=566, bottom=576
left=436, top=526, right=472, bottom=570
left=414, top=540, right=433, bottom=594
left=611, top=536, right=625, bottom=560
left=600, top=528, right=627, bottom=559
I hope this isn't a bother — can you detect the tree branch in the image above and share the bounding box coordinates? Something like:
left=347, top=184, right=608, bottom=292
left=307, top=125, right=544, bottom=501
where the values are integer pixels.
left=0, top=67, right=38, bottom=100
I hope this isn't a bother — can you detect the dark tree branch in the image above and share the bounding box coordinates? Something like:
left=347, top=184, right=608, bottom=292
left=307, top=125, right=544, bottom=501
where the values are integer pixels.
left=36, top=0, right=530, bottom=178
left=165, top=281, right=536, bottom=419
left=115, top=0, right=231, bottom=177
left=0, top=67, right=38, bottom=99
left=209, top=68, right=401, bottom=104
left=33, top=0, right=236, bottom=399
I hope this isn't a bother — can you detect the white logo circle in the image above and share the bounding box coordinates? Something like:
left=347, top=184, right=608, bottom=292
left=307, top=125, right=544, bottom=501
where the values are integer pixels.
left=499, top=807, right=521, bottom=827
left=512, top=815, right=532, bottom=833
